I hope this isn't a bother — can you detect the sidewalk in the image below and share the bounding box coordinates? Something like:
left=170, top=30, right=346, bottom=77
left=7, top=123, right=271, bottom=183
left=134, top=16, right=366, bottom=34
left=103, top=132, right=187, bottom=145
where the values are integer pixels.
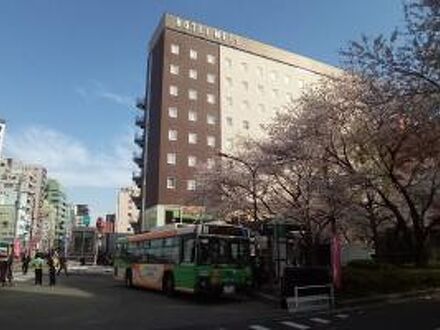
left=253, top=285, right=440, bottom=312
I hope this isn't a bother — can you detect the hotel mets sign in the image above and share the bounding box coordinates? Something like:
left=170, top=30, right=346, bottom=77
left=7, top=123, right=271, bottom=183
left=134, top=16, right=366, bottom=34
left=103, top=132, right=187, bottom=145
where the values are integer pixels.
left=168, top=15, right=240, bottom=46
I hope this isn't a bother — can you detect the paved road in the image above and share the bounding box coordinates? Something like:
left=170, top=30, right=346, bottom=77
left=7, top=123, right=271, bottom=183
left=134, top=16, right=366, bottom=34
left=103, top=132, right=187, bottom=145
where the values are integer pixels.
left=1, top=273, right=439, bottom=329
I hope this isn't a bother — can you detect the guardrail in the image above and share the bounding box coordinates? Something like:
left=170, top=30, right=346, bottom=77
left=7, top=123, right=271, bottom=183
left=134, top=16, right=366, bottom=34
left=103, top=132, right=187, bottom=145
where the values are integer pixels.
left=286, top=284, right=334, bottom=313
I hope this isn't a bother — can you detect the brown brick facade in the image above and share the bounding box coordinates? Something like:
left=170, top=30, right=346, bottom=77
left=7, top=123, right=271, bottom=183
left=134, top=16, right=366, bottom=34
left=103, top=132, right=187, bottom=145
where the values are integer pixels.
left=145, top=29, right=220, bottom=208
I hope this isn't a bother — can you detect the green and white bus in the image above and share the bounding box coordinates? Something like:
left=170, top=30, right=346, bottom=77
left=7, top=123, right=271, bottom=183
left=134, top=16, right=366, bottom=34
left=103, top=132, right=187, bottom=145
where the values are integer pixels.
left=113, top=222, right=252, bottom=296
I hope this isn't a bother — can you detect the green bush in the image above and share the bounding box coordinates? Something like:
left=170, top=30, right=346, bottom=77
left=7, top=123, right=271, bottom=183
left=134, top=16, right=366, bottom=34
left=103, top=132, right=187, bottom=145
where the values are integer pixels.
left=340, top=265, right=440, bottom=297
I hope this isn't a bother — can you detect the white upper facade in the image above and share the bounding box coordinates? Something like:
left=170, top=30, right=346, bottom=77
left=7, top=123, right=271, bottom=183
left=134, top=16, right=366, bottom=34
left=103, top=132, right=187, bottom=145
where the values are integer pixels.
left=219, top=46, right=326, bottom=153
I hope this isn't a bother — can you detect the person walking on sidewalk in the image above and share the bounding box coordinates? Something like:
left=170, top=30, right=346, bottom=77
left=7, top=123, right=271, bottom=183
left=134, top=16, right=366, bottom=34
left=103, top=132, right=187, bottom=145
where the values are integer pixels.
left=57, top=252, right=68, bottom=277
left=0, top=256, right=7, bottom=287
left=31, top=253, right=44, bottom=285
left=47, top=256, right=56, bottom=286
left=21, top=253, right=31, bottom=275
left=5, top=252, right=14, bottom=286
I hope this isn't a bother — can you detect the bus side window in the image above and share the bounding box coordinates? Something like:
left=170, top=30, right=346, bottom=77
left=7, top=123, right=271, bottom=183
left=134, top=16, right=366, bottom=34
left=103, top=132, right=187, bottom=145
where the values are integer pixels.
left=182, top=238, right=195, bottom=263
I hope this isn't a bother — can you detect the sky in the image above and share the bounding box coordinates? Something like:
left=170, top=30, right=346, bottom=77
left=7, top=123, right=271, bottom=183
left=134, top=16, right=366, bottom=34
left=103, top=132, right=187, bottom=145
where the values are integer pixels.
left=0, top=0, right=406, bottom=219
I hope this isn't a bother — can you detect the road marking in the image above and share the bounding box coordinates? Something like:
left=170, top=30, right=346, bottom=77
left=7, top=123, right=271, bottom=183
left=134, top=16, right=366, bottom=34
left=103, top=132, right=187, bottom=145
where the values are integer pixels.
left=249, top=325, right=271, bottom=330
left=280, top=321, right=310, bottom=329
left=336, top=313, right=349, bottom=319
left=310, top=317, right=331, bottom=324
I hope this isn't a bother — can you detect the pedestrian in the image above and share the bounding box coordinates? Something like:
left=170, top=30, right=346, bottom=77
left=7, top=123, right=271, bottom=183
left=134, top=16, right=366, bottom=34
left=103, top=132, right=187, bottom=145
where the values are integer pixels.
left=22, top=253, right=31, bottom=275
left=6, top=251, right=14, bottom=286
left=57, top=255, right=68, bottom=277
left=0, top=258, right=7, bottom=287
left=31, top=253, right=44, bottom=285
left=47, top=256, right=56, bottom=286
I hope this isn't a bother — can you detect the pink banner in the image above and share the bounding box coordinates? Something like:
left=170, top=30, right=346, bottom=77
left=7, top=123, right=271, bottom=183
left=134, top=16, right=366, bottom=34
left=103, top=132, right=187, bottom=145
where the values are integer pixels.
left=13, top=239, right=21, bottom=258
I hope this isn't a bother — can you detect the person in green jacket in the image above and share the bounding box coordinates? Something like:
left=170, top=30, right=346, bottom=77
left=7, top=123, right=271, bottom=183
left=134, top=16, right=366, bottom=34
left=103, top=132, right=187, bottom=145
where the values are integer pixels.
left=31, top=253, right=45, bottom=285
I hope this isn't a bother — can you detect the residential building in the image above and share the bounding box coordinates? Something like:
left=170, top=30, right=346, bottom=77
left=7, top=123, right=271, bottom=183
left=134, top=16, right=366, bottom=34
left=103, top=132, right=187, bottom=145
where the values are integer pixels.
left=115, top=187, right=139, bottom=233
left=45, top=178, right=69, bottom=250
left=0, top=119, right=5, bottom=158
left=135, top=14, right=340, bottom=230
left=0, top=158, right=47, bottom=251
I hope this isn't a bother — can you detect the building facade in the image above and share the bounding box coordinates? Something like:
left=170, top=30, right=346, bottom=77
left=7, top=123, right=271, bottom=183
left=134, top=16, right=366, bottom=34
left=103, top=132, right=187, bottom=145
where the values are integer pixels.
left=115, top=187, right=139, bottom=233
left=135, top=14, right=340, bottom=230
left=0, top=119, right=5, bottom=158
left=0, top=159, right=47, bottom=251
left=45, top=178, right=69, bottom=250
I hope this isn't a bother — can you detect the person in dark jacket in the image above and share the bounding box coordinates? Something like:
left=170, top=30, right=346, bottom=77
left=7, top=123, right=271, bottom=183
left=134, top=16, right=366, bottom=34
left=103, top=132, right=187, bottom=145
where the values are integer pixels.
left=47, top=256, right=56, bottom=286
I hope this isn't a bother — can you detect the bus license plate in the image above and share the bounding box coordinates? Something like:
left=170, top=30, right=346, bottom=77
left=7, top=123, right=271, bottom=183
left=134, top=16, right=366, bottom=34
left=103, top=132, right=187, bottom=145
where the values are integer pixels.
left=223, top=285, right=235, bottom=294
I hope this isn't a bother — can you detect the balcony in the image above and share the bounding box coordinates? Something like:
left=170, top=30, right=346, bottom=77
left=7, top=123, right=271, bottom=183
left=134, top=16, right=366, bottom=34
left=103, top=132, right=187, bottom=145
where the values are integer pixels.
left=135, top=114, right=145, bottom=128
left=133, top=151, right=143, bottom=167
left=131, top=194, right=142, bottom=209
left=134, top=132, right=145, bottom=147
left=132, top=171, right=142, bottom=188
left=136, top=97, right=146, bottom=111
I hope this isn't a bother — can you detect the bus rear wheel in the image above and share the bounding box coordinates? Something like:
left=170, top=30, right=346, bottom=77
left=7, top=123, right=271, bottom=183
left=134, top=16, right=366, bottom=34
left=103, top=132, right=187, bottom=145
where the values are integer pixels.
left=163, top=273, right=175, bottom=297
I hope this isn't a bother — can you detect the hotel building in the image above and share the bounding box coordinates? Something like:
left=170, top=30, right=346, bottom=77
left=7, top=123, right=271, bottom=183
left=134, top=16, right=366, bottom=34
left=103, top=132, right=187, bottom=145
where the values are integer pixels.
left=135, top=14, right=340, bottom=230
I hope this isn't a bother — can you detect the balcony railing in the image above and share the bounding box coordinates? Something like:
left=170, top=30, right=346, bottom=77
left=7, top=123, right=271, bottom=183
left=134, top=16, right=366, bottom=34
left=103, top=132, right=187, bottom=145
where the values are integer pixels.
left=135, top=115, right=145, bottom=128
left=133, top=151, right=143, bottom=167
left=134, top=132, right=144, bottom=147
left=132, top=171, right=142, bottom=188
left=136, top=97, right=146, bottom=111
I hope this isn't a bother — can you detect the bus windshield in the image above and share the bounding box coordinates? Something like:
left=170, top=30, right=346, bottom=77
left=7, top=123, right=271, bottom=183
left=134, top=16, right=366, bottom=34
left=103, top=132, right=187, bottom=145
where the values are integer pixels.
left=198, top=236, right=249, bottom=266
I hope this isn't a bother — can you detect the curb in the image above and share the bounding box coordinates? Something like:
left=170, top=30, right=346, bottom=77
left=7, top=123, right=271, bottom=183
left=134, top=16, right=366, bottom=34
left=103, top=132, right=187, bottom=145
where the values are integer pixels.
left=252, top=287, right=440, bottom=311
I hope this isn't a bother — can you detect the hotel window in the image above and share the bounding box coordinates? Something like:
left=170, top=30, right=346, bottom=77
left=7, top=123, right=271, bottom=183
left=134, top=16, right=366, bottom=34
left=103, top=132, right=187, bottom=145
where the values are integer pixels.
left=257, top=66, right=263, bottom=78
left=188, top=89, right=198, bottom=100
left=207, top=54, right=216, bottom=64
left=170, top=44, right=179, bottom=55
left=188, top=133, right=197, bottom=144
left=170, top=64, right=179, bottom=75
left=226, top=96, right=233, bottom=107
left=167, top=153, right=176, bottom=165
left=257, top=84, right=264, bottom=95
left=207, top=114, right=216, bottom=125
left=207, top=136, right=216, bottom=147
left=188, top=155, right=197, bottom=167
left=243, top=120, right=250, bottom=130
left=242, top=81, right=249, bottom=92
left=226, top=116, right=233, bottom=126
left=168, top=107, right=178, bottom=118
left=188, top=110, right=197, bottom=122
left=241, top=62, right=248, bottom=72
left=168, top=130, right=178, bottom=141
left=189, top=69, right=198, bottom=80
left=225, top=58, right=232, bottom=68
left=187, top=180, right=196, bottom=191
left=166, top=177, right=176, bottom=189
left=169, top=85, right=178, bottom=96
left=226, top=138, right=234, bottom=150
left=207, top=158, right=215, bottom=169
left=189, top=49, right=198, bottom=60
left=207, top=73, right=215, bottom=84
left=226, top=77, right=233, bottom=88
left=242, top=100, right=250, bottom=111
left=207, top=93, right=216, bottom=104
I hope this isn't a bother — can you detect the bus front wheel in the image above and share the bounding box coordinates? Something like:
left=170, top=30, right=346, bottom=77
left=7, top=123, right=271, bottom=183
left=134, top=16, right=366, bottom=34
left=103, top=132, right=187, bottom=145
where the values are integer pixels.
left=163, top=273, right=175, bottom=297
